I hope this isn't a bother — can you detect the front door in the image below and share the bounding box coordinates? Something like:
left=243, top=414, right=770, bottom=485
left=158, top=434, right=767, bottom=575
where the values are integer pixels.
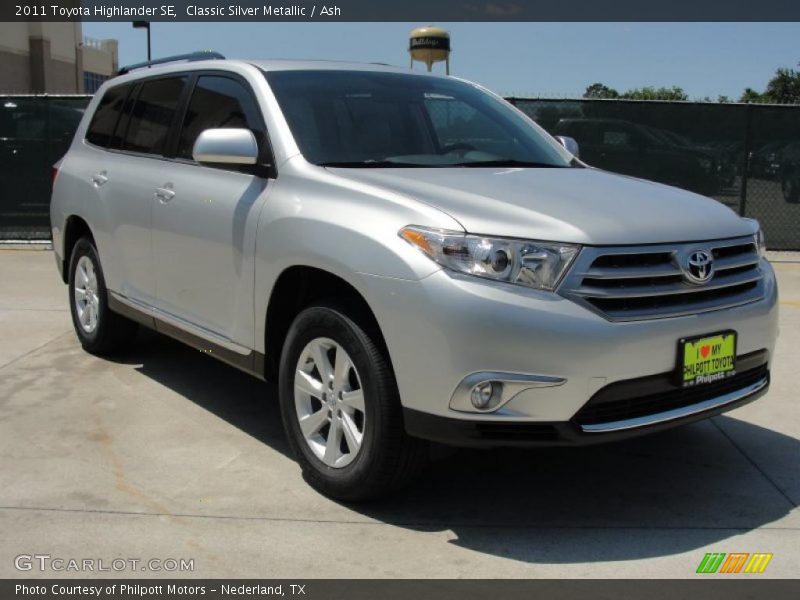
left=151, top=74, right=272, bottom=348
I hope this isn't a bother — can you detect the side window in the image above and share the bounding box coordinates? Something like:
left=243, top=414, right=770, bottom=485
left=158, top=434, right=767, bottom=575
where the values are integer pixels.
left=107, top=83, right=138, bottom=149
left=122, top=76, right=187, bottom=155
left=85, top=84, right=131, bottom=148
left=177, top=75, right=263, bottom=160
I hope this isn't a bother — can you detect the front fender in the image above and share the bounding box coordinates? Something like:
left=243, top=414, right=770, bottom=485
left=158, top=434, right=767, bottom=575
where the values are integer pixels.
left=252, top=169, right=461, bottom=354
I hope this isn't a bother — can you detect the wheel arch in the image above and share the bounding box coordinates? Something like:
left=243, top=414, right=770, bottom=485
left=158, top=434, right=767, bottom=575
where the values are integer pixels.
left=60, top=215, right=96, bottom=284
left=263, top=265, right=388, bottom=382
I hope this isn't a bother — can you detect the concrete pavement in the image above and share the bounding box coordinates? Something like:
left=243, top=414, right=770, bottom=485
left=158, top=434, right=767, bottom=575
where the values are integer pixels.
left=0, top=249, right=798, bottom=578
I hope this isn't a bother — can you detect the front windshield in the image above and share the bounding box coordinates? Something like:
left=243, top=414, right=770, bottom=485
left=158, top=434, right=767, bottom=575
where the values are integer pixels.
left=264, top=69, right=574, bottom=168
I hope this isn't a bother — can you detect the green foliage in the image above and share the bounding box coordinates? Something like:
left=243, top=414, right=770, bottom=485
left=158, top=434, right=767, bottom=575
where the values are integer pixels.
left=584, top=61, right=800, bottom=104
left=583, top=83, right=688, bottom=101
left=739, top=63, right=800, bottom=104
left=738, top=87, right=772, bottom=104
left=765, top=67, right=800, bottom=104
left=620, top=86, right=689, bottom=101
left=583, top=83, right=619, bottom=99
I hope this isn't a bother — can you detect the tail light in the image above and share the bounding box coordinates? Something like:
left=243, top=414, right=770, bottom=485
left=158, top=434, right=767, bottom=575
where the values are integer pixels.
left=51, top=165, right=59, bottom=187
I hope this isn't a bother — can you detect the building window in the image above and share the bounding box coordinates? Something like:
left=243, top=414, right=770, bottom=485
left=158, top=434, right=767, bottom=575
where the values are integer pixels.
left=83, top=72, right=110, bottom=94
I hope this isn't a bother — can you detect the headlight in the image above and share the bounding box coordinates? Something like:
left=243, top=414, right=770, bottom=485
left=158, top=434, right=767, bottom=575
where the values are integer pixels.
left=755, top=228, right=766, bottom=258
left=399, top=226, right=580, bottom=291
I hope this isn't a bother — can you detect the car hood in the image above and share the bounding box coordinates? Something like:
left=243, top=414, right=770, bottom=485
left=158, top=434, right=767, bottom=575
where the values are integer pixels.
left=327, top=166, right=753, bottom=245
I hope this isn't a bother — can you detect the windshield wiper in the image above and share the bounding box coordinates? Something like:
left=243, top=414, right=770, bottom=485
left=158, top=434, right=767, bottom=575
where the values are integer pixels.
left=451, top=159, right=569, bottom=168
left=319, top=160, right=424, bottom=168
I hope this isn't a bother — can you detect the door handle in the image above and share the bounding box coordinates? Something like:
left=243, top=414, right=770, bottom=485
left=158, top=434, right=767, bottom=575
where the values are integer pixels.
left=91, top=171, right=108, bottom=187
left=154, top=185, right=175, bottom=202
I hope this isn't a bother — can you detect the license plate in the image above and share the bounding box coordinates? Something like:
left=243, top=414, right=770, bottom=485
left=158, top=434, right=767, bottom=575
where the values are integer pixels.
left=679, top=331, right=737, bottom=387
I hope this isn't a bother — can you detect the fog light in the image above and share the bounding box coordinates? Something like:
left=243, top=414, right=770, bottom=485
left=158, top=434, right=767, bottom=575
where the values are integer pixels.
left=470, top=382, right=496, bottom=409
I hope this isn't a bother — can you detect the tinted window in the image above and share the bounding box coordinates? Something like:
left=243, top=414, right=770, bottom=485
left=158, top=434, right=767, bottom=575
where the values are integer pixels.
left=424, top=95, right=514, bottom=154
left=177, top=75, right=263, bottom=159
left=107, top=84, right=138, bottom=149
left=86, top=84, right=131, bottom=147
left=265, top=70, right=572, bottom=168
left=123, top=76, right=187, bottom=155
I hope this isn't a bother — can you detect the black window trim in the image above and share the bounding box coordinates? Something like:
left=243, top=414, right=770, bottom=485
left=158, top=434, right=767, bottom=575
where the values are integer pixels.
left=118, top=73, right=190, bottom=159
left=84, top=73, right=187, bottom=164
left=109, top=81, right=141, bottom=151
left=83, top=69, right=276, bottom=179
left=169, top=69, right=276, bottom=179
left=84, top=81, right=133, bottom=150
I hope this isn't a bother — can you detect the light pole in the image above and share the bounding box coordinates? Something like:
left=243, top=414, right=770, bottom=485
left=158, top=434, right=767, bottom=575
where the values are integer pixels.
left=132, top=21, right=151, bottom=62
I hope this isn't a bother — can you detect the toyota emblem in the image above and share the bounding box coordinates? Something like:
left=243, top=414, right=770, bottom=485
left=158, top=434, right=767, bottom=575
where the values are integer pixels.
left=684, top=250, right=714, bottom=284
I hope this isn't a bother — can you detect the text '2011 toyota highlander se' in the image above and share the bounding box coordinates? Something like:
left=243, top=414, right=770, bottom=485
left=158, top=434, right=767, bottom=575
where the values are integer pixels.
left=50, top=53, right=779, bottom=500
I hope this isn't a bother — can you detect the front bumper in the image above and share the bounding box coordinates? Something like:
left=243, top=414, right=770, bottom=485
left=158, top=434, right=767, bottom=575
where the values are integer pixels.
left=360, top=258, right=778, bottom=444
left=403, top=351, right=769, bottom=447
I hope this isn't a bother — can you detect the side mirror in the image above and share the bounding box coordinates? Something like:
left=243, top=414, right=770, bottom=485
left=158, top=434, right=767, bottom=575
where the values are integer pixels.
left=555, top=135, right=580, bottom=158
left=193, top=128, right=258, bottom=165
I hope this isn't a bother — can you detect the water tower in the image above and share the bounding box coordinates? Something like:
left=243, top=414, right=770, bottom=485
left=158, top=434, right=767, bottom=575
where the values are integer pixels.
left=409, top=26, right=450, bottom=75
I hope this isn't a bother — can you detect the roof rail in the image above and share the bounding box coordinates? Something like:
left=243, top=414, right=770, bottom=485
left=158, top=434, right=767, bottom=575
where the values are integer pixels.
left=117, top=51, right=225, bottom=76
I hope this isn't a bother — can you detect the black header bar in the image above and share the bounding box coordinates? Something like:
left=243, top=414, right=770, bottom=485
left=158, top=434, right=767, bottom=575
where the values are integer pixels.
left=2, top=0, right=800, bottom=22
left=3, top=579, right=800, bottom=600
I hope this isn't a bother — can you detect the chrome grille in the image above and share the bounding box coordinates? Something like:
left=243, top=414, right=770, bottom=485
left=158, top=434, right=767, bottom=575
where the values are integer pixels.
left=558, top=236, right=764, bottom=321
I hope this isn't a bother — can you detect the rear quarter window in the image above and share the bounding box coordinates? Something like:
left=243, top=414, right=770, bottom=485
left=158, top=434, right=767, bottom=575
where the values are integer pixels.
left=85, top=84, right=131, bottom=147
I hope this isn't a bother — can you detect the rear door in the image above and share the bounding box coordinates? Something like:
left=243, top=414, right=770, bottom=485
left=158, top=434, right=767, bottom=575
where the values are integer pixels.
left=92, top=76, right=188, bottom=305
left=151, top=72, right=273, bottom=348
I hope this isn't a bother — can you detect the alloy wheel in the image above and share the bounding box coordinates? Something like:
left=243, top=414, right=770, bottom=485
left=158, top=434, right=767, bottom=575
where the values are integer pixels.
left=294, top=337, right=366, bottom=468
left=74, top=255, right=100, bottom=334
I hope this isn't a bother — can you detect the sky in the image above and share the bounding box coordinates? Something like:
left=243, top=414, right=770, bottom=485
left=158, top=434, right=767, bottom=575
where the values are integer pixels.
left=82, top=22, right=800, bottom=100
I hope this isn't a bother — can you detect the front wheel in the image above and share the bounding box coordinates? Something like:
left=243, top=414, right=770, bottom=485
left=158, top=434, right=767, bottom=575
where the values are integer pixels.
left=278, top=304, right=427, bottom=501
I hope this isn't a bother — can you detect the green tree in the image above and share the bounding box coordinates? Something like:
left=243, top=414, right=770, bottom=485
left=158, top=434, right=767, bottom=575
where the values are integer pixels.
left=739, top=62, right=800, bottom=104
left=738, top=87, right=772, bottom=104
left=620, top=86, right=688, bottom=101
left=765, top=66, right=800, bottom=104
left=583, top=83, right=619, bottom=99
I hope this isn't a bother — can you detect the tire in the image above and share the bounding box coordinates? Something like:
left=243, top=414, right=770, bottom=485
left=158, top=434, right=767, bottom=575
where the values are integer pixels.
left=68, top=237, right=138, bottom=356
left=278, top=304, right=427, bottom=501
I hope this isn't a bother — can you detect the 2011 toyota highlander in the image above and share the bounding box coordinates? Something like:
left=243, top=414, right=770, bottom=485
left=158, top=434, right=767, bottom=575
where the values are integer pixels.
left=50, top=53, right=778, bottom=500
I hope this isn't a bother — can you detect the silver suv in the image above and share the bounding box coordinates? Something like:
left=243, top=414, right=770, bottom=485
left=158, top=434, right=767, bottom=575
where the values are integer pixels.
left=51, top=54, right=778, bottom=500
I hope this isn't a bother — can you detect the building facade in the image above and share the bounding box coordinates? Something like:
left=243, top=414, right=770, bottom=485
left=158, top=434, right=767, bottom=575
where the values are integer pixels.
left=0, top=22, right=118, bottom=94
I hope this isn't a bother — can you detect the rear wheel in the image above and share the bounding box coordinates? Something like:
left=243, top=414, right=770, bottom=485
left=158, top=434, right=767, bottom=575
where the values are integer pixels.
left=278, top=304, right=427, bottom=501
left=68, top=237, right=137, bottom=355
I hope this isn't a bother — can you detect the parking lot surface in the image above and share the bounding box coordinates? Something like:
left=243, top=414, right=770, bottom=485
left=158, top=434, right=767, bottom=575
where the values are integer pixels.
left=1, top=248, right=798, bottom=578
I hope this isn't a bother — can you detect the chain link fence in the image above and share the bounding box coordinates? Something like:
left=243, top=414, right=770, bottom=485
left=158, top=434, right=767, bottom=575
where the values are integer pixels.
left=1, top=94, right=799, bottom=248
left=0, top=95, right=90, bottom=240
left=509, top=98, right=800, bottom=250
